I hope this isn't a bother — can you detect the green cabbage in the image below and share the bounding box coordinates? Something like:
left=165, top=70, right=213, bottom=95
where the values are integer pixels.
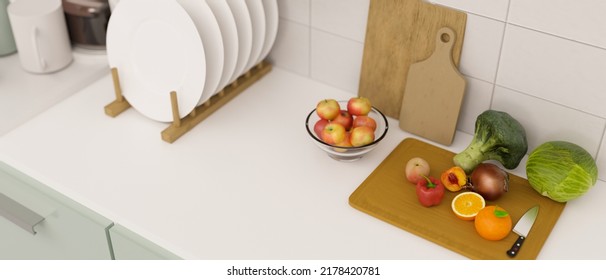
left=526, top=141, right=598, bottom=202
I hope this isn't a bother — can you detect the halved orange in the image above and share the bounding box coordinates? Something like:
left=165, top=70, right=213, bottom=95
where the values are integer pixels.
left=451, top=192, right=486, bottom=221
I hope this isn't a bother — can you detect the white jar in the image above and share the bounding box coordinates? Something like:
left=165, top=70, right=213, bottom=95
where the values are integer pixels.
left=8, top=0, right=73, bottom=73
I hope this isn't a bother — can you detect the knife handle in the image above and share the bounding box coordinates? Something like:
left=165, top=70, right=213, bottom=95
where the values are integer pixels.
left=507, top=235, right=525, bottom=257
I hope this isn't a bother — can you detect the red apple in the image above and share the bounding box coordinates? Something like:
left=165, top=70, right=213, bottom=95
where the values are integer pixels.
left=316, top=99, right=340, bottom=120
left=333, top=133, right=352, bottom=152
left=321, top=123, right=346, bottom=145
left=336, top=135, right=352, bottom=147
left=353, top=115, right=377, bottom=131
left=349, top=126, right=375, bottom=147
left=313, top=119, right=329, bottom=137
left=332, top=110, right=354, bottom=131
left=347, top=97, right=372, bottom=116
left=405, top=157, right=430, bottom=184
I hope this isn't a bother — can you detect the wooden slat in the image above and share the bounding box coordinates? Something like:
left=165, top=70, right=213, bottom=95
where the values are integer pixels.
left=104, top=62, right=272, bottom=143
left=161, top=62, right=272, bottom=143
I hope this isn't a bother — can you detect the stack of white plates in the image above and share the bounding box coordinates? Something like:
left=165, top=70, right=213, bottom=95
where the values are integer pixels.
left=106, top=0, right=279, bottom=122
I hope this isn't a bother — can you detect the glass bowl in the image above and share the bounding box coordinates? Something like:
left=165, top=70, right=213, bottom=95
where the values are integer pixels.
left=305, top=100, right=389, bottom=162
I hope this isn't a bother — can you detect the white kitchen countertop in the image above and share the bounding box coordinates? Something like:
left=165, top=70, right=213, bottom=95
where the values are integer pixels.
left=0, top=49, right=109, bottom=136
left=0, top=66, right=604, bottom=259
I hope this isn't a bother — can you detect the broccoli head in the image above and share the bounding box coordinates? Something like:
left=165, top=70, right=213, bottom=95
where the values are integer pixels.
left=454, top=110, right=528, bottom=173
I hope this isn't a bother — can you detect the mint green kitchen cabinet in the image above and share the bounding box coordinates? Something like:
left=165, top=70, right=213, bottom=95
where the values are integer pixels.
left=0, top=162, right=113, bottom=260
left=108, top=224, right=181, bottom=260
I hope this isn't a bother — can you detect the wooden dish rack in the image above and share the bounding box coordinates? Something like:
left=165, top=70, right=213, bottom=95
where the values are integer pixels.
left=104, top=61, right=272, bottom=143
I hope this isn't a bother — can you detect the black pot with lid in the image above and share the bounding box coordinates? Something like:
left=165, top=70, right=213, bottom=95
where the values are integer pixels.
left=63, top=0, right=111, bottom=50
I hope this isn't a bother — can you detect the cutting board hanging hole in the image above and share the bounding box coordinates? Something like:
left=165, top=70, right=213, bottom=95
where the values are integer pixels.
left=441, top=32, right=451, bottom=43
left=398, top=26, right=466, bottom=146
left=435, top=27, right=456, bottom=64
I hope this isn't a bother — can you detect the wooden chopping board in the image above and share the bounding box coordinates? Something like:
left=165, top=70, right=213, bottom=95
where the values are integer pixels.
left=349, top=138, right=566, bottom=260
left=398, top=27, right=466, bottom=146
left=358, top=0, right=467, bottom=119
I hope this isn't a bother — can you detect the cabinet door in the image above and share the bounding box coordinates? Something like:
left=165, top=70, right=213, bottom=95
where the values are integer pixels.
left=109, top=224, right=181, bottom=260
left=0, top=162, right=113, bottom=260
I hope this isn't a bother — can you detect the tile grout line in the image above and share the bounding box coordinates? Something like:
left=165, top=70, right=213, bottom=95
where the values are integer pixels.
left=506, top=22, right=606, bottom=52
left=488, top=0, right=512, bottom=110
left=596, top=125, right=606, bottom=166
left=461, top=8, right=606, bottom=52
left=494, top=83, right=606, bottom=122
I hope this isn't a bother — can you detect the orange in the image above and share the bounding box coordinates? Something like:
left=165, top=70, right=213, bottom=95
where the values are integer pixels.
left=451, top=192, right=485, bottom=221
left=474, top=205, right=512, bottom=241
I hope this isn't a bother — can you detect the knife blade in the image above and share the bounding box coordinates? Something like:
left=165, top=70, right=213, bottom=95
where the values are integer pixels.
left=506, top=205, right=539, bottom=258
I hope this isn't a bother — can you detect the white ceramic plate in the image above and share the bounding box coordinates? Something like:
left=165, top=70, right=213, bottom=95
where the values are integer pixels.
left=206, top=0, right=239, bottom=93
left=243, top=0, right=266, bottom=72
left=257, top=0, right=279, bottom=65
left=177, top=0, right=224, bottom=106
left=107, top=0, right=206, bottom=122
left=226, top=0, right=253, bottom=84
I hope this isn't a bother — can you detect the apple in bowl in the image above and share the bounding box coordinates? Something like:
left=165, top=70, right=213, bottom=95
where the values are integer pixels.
left=347, top=97, right=372, bottom=116
left=316, top=99, right=341, bottom=120
left=332, top=110, right=354, bottom=131
left=352, top=115, right=377, bottom=131
left=320, top=123, right=347, bottom=145
left=350, top=126, right=375, bottom=147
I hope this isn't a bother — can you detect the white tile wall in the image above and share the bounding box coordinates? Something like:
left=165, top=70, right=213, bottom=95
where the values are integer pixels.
left=277, top=0, right=310, bottom=25
left=428, top=0, right=510, bottom=21
left=310, top=0, right=369, bottom=42
left=310, top=30, right=364, bottom=93
left=599, top=140, right=606, bottom=182
left=458, top=14, right=505, bottom=83
left=457, top=76, right=493, bottom=134
left=268, top=19, right=310, bottom=76
left=508, top=0, right=606, bottom=49
left=269, top=0, right=606, bottom=181
left=497, top=25, right=606, bottom=119
left=491, top=86, right=606, bottom=156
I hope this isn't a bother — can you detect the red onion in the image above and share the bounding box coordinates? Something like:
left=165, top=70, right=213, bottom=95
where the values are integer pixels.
left=469, top=163, right=509, bottom=201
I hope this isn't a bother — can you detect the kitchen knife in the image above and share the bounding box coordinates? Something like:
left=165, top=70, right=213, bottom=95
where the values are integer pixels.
left=507, top=205, right=539, bottom=258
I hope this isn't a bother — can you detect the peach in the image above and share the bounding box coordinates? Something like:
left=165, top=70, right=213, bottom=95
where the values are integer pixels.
left=405, top=157, right=430, bottom=184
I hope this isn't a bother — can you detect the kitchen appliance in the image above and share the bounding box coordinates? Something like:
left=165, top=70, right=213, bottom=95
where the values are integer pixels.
left=398, top=27, right=466, bottom=146
left=7, top=0, right=73, bottom=73
left=0, top=0, right=17, bottom=56
left=358, top=0, right=467, bottom=119
left=62, top=0, right=111, bottom=50
left=507, top=205, right=539, bottom=258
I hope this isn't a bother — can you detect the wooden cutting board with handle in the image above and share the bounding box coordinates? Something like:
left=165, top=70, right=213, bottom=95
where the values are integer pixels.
left=358, top=0, right=466, bottom=119
left=398, top=27, right=466, bottom=146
